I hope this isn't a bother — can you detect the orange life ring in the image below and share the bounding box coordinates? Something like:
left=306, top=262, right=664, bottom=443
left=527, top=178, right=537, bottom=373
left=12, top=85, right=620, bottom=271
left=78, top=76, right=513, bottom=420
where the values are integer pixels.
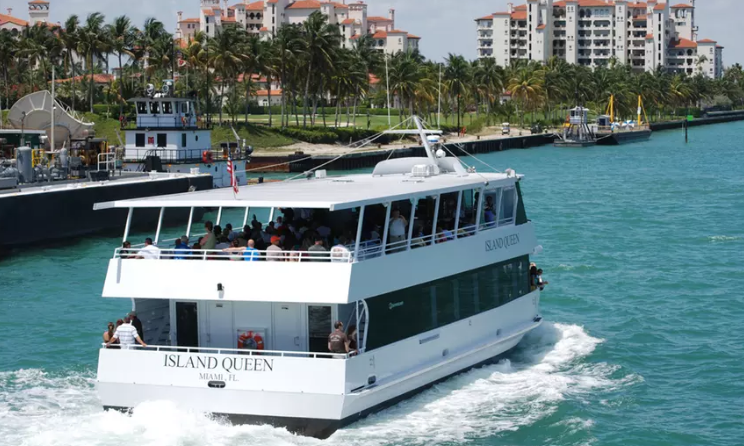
left=202, top=151, right=213, bottom=163
left=237, top=331, right=264, bottom=350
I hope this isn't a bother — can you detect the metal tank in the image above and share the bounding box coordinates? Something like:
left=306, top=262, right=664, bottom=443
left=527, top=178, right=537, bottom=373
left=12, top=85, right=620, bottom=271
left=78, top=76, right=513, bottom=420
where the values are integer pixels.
left=16, top=147, right=34, bottom=183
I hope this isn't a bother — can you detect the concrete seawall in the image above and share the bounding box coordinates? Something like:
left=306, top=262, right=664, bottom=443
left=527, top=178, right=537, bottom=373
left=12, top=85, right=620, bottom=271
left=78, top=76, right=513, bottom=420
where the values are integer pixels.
left=248, top=111, right=744, bottom=173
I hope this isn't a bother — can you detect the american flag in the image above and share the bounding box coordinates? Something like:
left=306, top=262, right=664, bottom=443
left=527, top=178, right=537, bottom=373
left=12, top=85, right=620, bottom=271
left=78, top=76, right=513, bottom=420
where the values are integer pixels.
left=227, top=156, right=239, bottom=195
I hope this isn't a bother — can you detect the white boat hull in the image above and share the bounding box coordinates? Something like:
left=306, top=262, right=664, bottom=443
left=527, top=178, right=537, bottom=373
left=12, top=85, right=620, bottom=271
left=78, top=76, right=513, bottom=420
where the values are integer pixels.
left=97, top=291, right=541, bottom=438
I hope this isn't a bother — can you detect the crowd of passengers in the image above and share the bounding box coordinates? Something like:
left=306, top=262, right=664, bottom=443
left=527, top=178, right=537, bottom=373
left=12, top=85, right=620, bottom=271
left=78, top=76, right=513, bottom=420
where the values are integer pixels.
left=121, top=201, right=494, bottom=261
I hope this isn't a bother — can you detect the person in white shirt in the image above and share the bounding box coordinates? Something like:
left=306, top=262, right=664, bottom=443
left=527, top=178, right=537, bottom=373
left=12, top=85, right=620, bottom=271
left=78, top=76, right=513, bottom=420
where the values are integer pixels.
left=136, top=238, right=161, bottom=259
left=331, top=237, right=351, bottom=262
left=388, top=209, right=408, bottom=252
left=106, top=316, right=147, bottom=349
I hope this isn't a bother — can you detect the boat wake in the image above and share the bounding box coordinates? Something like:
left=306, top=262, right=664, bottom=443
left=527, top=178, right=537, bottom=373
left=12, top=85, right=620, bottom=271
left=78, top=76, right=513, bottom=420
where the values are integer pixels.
left=0, top=323, right=641, bottom=446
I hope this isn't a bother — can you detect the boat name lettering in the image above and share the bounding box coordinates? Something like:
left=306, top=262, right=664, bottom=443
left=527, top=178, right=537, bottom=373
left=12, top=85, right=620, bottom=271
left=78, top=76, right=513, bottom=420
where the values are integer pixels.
left=163, top=354, right=274, bottom=373
left=389, top=301, right=404, bottom=310
left=485, top=234, right=520, bottom=252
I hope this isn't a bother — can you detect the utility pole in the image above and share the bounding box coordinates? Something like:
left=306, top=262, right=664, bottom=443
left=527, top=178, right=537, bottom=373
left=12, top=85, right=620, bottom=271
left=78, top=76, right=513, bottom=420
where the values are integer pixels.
left=437, top=62, right=442, bottom=128
left=385, top=53, right=391, bottom=127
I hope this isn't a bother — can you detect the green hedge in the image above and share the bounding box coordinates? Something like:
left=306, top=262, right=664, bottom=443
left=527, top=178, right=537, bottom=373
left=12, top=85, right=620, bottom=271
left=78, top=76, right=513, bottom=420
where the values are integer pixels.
left=275, top=125, right=400, bottom=145
left=277, top=127, right=338, bottom=144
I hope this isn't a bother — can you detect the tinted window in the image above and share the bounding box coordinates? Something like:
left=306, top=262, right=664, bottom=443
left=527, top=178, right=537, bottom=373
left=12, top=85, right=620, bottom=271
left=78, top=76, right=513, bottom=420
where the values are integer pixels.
left=157, top=134, right=167, bottom=147
left=182, top=133, right=187, bottom=147
left=135, top=133, right=145, bottom=147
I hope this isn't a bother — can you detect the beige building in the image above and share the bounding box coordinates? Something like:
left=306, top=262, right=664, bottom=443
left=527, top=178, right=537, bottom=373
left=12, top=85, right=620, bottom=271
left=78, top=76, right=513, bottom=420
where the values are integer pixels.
left=0, top=0, right=52, bottom=33
left=177, top=0, right=420, bottom=54
left=475, top=0, right=724, bottom=79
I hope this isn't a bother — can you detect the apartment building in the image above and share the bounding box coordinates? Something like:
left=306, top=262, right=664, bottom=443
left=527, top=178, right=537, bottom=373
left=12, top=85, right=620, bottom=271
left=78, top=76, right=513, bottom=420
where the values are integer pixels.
left=177, top=0, right=420, bottom=54
left=475, top=0, right=724, bottom=79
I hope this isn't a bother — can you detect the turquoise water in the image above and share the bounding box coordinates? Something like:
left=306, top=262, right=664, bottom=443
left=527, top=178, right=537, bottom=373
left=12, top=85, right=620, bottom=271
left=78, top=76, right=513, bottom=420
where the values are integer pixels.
left=1, top=122, right=743, bottom=446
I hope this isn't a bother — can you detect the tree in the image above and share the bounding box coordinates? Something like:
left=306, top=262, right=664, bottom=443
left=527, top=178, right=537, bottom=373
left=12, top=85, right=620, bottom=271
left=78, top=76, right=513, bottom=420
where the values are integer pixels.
left=107, top=16, right=134, bottom=117
left=300, top=11, right=341, bottom=127
left=273, top=24, right=303, bottom=128
left=78, top=12, right=107, bottom=113
left=507, top=65, right=544, bottom=129
left=444, top=54, right=472, bottom=129
left=208, top=26, right=245, bottom=124
left=58, top=15, right=81, bottom=111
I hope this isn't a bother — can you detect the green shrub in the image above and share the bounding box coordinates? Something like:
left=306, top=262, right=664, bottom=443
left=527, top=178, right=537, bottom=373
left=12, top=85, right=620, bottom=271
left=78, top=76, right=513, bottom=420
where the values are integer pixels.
left=277, top=127, right=338, bottom=144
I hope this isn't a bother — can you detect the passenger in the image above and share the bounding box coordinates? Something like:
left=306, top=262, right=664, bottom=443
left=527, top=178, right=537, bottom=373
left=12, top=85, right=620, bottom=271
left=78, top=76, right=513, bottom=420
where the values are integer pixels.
left=213, top=225, right=223, bottom=240
left=346, top=325, right=358, bottom=355
left=484, top=196, right=496, bottom=227
left=328, top=321, right=350, bottom=355
left=266, top=236, right=284, bottom=261
left=266, top=221, right=277, bottom=236
left=201, top=221, right=216, bottom=250
left=106, top=316, right=147, bottom=349
left=121, top=241, right=133, bottom=259
left=222, top=239, right=246, bottom=260
left=388, top=209, right=408, bottom=252
left=191, top=243, right=203, bottom=259
left=136, top=238, right=161, bottom=259
left=225, top=223, right=238, bottom=242
left=307, top=236, right=328, bottom=261
left=243, top=239, right=260, bottom=261
left=129, top=311, right=144, bottom=340
left=215, top=236, right=230, bottom=250
left=316, top=223, right=332, bottom=240
left=103, top=322, right=115, bottom=345
left=536, top=269, right=549, bottom=291
left=530, top=264, right=538, bottom=291
left=287, top=244, right=303, bottom=262
left=436, top=225, right=454, bottom=243
left=331, top=237, right=351, bottom=262
left=174, top=237, right=189, bottom=260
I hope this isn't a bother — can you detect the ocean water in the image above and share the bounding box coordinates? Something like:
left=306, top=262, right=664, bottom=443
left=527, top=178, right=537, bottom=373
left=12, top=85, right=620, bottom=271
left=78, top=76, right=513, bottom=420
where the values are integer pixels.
left=1, top=122, right=743, bottom=446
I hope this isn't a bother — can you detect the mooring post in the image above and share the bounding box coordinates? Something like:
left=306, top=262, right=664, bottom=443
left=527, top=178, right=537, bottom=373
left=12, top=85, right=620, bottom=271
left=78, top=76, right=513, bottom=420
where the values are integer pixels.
left=684, top=120, right=688, bottom=143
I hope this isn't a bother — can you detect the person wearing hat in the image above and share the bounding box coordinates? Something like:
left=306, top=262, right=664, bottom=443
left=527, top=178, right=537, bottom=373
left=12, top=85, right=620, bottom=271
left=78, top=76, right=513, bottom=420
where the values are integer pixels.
left=266, top=235, right=284, bottom=262
left=129, top=311, right=144, bottom=340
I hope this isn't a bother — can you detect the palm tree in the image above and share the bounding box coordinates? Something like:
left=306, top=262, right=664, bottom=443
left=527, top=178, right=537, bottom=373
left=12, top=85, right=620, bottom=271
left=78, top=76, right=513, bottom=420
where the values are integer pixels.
left=58, top=16, right=80, bottom=111
left=107, top=16, right=134, bottom=117
left=300, top=11, right=341, bottom=127
left=507, top=65, right=544, bottom=129
left=209, top=26, right=245, bottom=124
left=472, top=57, right=504, bottom=120
left=78, top=12, right=107, bottom=113
left=241, top=34, right=268, bottom=123
left=444, top=53, right=472, bottom=129
left=0, top=30, right=16, bottom=123
left=273, top=24, right=303, bottom=128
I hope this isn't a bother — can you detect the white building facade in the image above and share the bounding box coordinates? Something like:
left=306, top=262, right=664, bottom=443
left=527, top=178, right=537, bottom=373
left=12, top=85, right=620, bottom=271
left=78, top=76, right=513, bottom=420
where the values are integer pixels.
left=177, top=0, right=420, bottom=54
left=0, top=0, right=51, bottom=33
left=475, top=0, right=724, bottom=79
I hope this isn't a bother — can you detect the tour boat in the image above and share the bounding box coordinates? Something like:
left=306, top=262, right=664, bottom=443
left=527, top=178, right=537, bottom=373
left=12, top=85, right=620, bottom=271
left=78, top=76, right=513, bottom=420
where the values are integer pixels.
left=119, top=82, right=250, bottom=188
left=95, top=117, right=544, bottom=438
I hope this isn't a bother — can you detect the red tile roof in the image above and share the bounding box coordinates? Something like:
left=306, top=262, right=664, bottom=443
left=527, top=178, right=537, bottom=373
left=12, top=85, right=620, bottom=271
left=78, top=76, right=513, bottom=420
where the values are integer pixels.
left=653, top=4, right=665, bottom=10
left=0, top=13, right=28, bottom=26
left=536, top=24, right=546, bottom=30
left=511, top=11, right=527, bottom=20
left=372, top=30, right=387, bottom=38
left=28, top=0, right=49, bottom=4
left=202, top=9, right=215, bottom=16
left=476, top=15, right=494, bottom=20
left=632, top=14, right=647, bottom=20
left=645, top=33, right=653, bottom=39
left=627, top=2, right=647, bottom=7
left=408, top=34, right=420, bottom=39
left=367, top=16, right=392, bottom=22
left=247, top=1, right=264, bottom=11
left=259, top=26, right=268, bottom=31
left=222, top=16, right=237, bottom=22
left=253, top=89, right=282, bottom=96
left=671, top=3, right=693, bottom=8
left=179, top=18, right=200, bottom=23
left=287, top=0, right=321, bottom=9
left=55, top=74, right=114, bottom=84
left=669, top=37, right=696, bottom=48
left=697, top=38, right=716, bottom=43
left=341, top=18, right=355, bottom=24
left=579, top=0, right=614, bottom=6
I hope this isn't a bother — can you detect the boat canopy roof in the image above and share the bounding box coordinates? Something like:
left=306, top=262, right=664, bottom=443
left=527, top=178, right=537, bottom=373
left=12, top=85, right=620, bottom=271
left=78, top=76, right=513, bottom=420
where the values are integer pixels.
left=94, top=171, right=517, bottom=211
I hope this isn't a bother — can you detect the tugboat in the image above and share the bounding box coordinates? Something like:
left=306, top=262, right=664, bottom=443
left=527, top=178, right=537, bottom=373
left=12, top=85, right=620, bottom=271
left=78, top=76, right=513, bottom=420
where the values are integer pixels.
left=94, top=116, right=545, bottom=439
left=595, top=95, right=652, bottom=145
left=119, top=81, right=251, bottom=188
left=554, top=106, right=596, bottom=147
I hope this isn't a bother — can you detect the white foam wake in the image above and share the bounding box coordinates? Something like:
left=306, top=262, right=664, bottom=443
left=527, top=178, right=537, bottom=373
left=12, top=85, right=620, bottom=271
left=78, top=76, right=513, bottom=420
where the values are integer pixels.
left=0, top=323, right=640, bottom=446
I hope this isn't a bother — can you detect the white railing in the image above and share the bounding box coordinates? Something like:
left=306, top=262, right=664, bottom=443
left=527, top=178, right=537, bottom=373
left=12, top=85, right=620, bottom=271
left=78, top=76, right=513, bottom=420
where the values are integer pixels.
left=115, top=246, right=354, bottom=263
left=101, top=343, right=350, bottom=359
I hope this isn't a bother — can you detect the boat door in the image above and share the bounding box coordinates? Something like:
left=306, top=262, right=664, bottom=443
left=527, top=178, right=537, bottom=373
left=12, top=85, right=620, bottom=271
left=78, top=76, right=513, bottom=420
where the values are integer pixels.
left=174, top=301, right=199, bottom=347
left=272, top=303, right=305, bottom=352
left=207, top=301, right=234, bottom=349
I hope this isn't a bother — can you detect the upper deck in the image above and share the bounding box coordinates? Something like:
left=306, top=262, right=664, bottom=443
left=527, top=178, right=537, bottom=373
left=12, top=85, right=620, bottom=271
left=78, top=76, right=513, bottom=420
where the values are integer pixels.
left=97, top=166, right=539, bottom=304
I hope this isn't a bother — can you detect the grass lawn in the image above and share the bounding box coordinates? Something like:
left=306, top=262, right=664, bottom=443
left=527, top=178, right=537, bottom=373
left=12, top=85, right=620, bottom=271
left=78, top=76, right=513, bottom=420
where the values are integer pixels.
left=226, top=112, right=489, bottom=130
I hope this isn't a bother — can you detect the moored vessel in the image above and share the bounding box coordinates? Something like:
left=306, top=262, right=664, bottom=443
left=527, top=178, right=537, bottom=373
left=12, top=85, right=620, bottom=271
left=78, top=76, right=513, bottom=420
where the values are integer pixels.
left=595, top=95, right=652, bottom=145
left=554, top=106, right=596, bottom=147
left=95, top=117, right=544, bottom=438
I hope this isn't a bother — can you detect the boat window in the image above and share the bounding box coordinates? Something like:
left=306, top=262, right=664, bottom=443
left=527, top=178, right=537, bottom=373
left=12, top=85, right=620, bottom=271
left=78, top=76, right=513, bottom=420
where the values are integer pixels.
left=136, top=102, right=147, bottom=114
left=458, top=188, right=478, bottom=237
left=150, top=102, right=160, bottom=114
left=385, top=199, right=413, bottom=255
left=434, top=192, right=459, bottom=244
left=308, top=306, right=332, bottom=353
left=182, top=102, right=190, bottom=114
left=499, top=186, right=517, bottom=226
left=182, top=133, right=187, bottom=147
left=157, top=134, right=167, bottom=148
left=135, top=133, right=145, bottom=147
left=364, top=255, right=531, bottom=351
left=480, top=188, right=501, bottom=231
left=162, top=101, right=173, bottom=114
left=410, top=197, right=431, bottom=248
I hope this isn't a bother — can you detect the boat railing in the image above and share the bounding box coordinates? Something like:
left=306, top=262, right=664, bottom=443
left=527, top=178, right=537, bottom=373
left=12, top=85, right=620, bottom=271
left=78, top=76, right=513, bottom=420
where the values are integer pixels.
left=121, top=148, right=250, bottom=163
left=100, top=343, right=352, bottom=359
left=114, top=246, right=354, bottom=263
